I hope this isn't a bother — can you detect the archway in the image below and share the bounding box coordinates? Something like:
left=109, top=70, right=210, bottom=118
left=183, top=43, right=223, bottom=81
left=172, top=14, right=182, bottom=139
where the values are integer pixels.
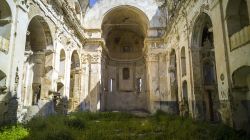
left=101, top=6, right=148, bottom=111
left=22, top=16, right=53, bottom=106
left=169, top=49, right=179, bottom=114
left=0, top=0, right=12, bottom=52
left=231, top=66, right=250, bottom=130
left=68, top=50, right=81, bottom=112
left=191, top=13, right=219, bottom=121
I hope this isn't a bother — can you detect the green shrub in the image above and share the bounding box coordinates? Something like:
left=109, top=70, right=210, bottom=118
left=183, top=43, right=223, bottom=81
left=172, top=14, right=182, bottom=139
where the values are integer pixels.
left=0, top=125, right=29, bottom=140
left=65, top=116, right=85, bottom=129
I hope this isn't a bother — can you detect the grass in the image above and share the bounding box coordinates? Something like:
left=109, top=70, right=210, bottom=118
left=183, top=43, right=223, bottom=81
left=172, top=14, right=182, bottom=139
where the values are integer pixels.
left=0, top=111, right=249, bottom=140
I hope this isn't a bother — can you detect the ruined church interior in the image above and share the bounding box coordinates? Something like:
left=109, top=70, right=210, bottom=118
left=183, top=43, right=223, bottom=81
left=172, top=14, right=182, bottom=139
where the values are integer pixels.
left=0, top=0, right=250, bottom=136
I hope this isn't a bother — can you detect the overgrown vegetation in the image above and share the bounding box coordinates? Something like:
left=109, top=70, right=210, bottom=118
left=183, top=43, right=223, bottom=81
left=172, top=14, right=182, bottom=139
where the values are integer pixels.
left=0, top=111, right=249, bottom=140
left=0, top=125, right=29, bottom=140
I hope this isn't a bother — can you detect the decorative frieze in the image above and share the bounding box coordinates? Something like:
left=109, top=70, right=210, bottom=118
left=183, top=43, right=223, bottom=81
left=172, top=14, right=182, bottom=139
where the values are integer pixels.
left=230, top=25, right=250, bottom=50
left=81, top=53, right=102, bottom=64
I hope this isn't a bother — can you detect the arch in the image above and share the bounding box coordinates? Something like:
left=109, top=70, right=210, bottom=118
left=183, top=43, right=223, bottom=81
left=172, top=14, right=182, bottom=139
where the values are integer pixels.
left=232, top=66, right=250, bottom=89
left=68, top=50, right=81, bottom=112
left=191, top=13, right=213, bottom=48
left=181, top=47, right=187, bottom=76
left=102, top=5, right=149, bottom=38
left=191, top=12, right=219, bottom=121
left=101, top=5, right=149, bottom=60
left=26, top=16, right=53, bottom=51
left=22, top=16, right=53, bottom=106
left=102, top=5, right=150, bottom=24
left=226, top=0, right=249, bottom=36
left=0, top=0, right=12, bottom=52
left=71, top=50, right=80, bottom=70
left=231, top=65, right=250, bottom=129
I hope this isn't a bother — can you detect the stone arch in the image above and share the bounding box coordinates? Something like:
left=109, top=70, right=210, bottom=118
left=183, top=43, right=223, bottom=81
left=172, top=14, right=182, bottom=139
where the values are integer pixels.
left=231, top=66, right=250, bottom=129
left=22, top=15, right=53, bottom=106
left=232, top=66, right=250, bottom=89
left=191, top=13, right=219, bottom=121
left=102, top=5, right=150, bottom=28
left=25, top=15, right=53, bottom=51
left=181, top=47, right=186, bottom=76
left=68, top=50, right=81, bottom=112
left=70, top=50, right=80, bottom=70
left=0, top=0, right=12, bottom=52
left=102, top=5, right=149, bottom=37
left=191, top=13, right=213, bottom=47
left=226, top=0, right=249, bottom=36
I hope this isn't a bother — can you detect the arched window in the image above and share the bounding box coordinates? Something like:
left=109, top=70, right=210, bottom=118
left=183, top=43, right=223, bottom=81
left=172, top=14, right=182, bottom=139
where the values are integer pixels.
left=0, top=0, right=12, bottom=52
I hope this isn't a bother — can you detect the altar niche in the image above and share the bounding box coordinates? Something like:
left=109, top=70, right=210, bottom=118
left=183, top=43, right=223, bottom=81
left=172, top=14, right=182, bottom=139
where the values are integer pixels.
left=101, top=6, right=148, bottom=112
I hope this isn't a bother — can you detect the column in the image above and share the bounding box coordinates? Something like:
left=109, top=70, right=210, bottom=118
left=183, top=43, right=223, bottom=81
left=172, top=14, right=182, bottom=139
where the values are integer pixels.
left=145, top=52, right=160, bottom=113
left=89, top=50, right=102, bottom=112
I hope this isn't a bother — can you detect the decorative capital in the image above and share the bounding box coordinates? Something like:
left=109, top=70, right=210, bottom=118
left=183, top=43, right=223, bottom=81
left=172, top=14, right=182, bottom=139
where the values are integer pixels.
left=90, top=54, right=102, bottom=64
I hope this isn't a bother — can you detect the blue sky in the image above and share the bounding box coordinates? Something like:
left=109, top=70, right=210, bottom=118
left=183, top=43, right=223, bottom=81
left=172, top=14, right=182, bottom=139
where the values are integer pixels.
left=89, top=0, right=97, bottom=7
